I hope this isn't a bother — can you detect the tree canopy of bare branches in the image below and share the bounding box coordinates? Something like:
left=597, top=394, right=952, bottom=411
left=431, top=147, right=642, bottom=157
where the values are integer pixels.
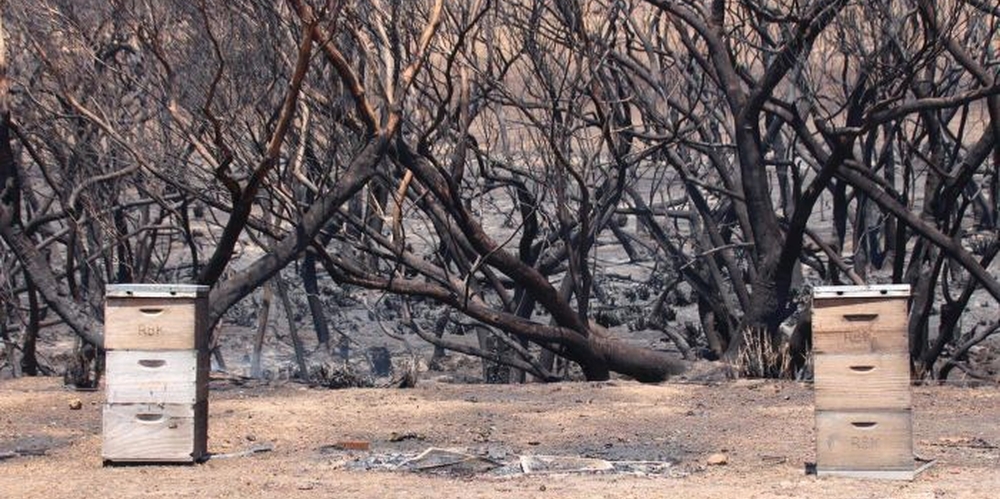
left=2, top=0, right=999, bottom=382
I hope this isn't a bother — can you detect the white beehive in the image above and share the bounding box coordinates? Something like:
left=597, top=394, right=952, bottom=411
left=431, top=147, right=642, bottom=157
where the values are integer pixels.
left=102, top=284, right=210, bottom=463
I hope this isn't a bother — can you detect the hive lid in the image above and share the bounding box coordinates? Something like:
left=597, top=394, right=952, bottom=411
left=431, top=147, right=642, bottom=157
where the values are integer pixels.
left=106, top=284, right=209, bottom=298
left=812, top=284, right=910, bottom=299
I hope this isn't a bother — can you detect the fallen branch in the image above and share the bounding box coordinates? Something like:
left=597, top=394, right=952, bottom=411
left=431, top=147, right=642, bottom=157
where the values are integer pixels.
left=927, top=437, right=997, bottom=449
left=0, top=448, right=47, bottom=461
left=207, top=443, right=274, bottom=460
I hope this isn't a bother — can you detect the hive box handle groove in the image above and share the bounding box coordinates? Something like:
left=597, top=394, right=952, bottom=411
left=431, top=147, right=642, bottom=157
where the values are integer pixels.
left=851, top=422, right=878, bottom=429
left=135, top=413, right=165, bottom=423
left=843, top=313, right=879, bottom=322
left=138, top=307, right=164, bottom=316
left=138, top=359, right=167, bottom=368
left=849, top=365, right=875, bottom=372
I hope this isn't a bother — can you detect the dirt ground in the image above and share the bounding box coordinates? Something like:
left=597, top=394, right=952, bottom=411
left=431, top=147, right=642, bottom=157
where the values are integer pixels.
left=1, top=375, right=998, bottom=499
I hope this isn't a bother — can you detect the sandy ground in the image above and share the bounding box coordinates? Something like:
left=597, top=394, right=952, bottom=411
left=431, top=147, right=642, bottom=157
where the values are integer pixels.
left=1, top=375, right=998, bottom=498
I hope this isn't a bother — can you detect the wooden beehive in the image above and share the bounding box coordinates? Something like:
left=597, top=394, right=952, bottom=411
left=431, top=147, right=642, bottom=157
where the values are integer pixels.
left=102, top=284, right=210, bottom=463
left=811, top=284, right=919, bottom=479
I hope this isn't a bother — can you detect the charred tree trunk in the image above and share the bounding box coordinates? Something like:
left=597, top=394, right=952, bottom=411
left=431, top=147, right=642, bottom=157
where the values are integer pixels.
left=0, top=15, right=18, bottom=229
left=697, top=295, right=728, bottom=356
left=20, top=274, right=40, bottom=376
left=0, top=300, right=17, bottom=377
left=179, top=198, right=201, bottom=280
left=476, top=326, right=513, bottom=384
left=112, top=199, right=133, bottom=283
left=274, top=275, right=309, bottom=379
left=301, top=249, right=330, bottom=346
left=250, top=284, right=272, bottom=379
left=830, top=180, right=849, bottom=284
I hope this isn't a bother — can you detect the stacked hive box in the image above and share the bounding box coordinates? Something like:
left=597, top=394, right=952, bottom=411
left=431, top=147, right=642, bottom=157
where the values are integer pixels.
left=102, top=284, right=210, bottom=463
left=811, top=284, right=915, bottom=479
